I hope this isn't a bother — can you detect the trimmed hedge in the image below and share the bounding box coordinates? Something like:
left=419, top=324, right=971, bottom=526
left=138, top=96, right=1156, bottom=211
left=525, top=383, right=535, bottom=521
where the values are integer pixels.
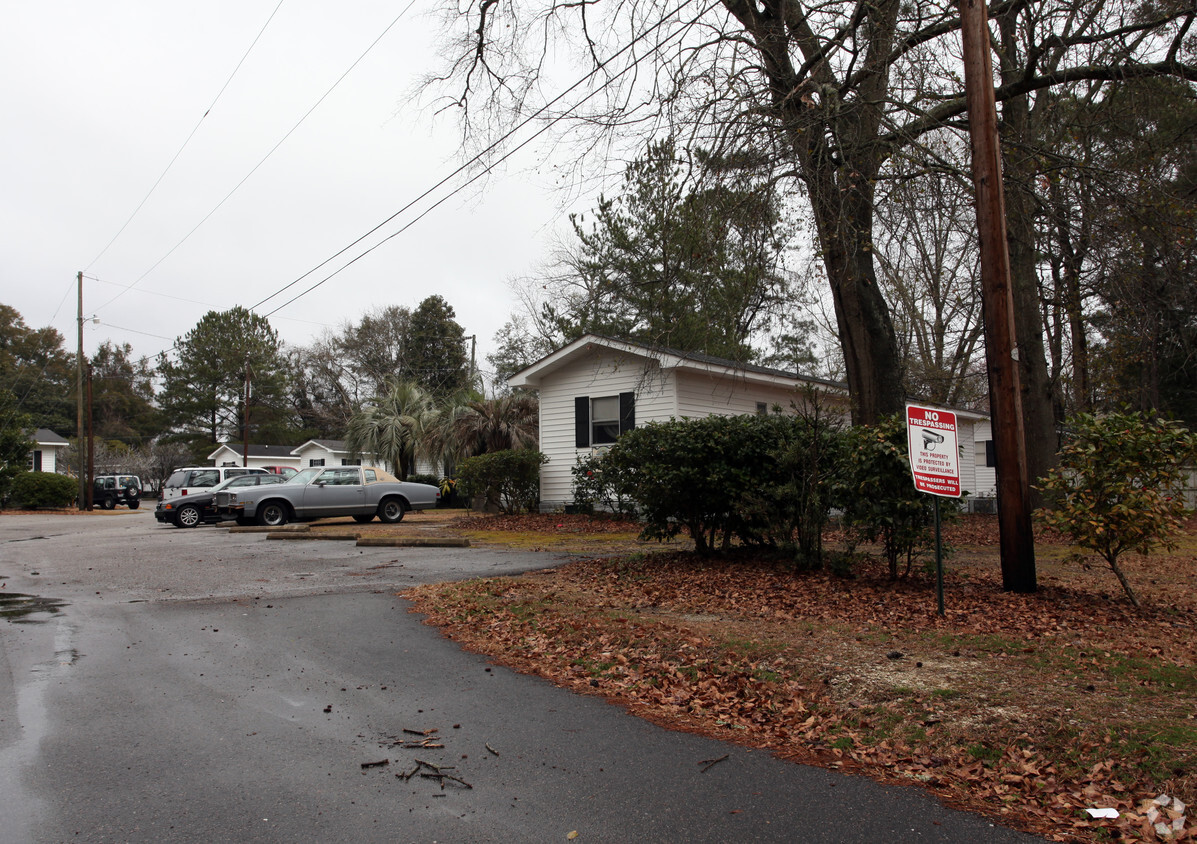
left=11, top=471, right=78, bottom=508
left=457, top=449, right=547, bottom=515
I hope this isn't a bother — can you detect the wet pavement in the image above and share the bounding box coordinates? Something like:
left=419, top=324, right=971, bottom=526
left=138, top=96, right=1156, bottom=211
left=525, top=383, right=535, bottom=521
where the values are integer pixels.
left=0, top=511, right=1042, bottom=842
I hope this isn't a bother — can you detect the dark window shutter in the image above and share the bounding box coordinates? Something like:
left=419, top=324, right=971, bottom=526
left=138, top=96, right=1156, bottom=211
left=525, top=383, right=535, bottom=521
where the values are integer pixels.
left=619, top=392, right=635, bottom=434
left=984, top=440, right=996, bottom=468
left=575, top=396, right=590, bottom=448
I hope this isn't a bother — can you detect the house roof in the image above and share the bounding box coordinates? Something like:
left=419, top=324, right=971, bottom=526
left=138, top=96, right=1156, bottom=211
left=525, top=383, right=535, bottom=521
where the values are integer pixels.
left=207, top=443, right=302, bottom=460
left=291, top=439, right=351, bottom=456
left=34, top=428, right=69, bottom=446
left=508, top=334, right=849, bottom=394
left=508, top=334, right=989, bottom=420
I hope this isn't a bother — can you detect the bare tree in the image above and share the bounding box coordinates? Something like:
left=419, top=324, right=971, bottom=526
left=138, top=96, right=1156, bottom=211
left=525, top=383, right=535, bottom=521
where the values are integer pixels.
left=873, top=137, right=986, bottom=408
left=426, top=0, right=1196, bottom=430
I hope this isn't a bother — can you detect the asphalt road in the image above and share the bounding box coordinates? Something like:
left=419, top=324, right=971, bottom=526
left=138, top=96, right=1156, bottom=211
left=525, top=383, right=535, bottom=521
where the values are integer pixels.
left=0, top=511, right=1041, bottom=843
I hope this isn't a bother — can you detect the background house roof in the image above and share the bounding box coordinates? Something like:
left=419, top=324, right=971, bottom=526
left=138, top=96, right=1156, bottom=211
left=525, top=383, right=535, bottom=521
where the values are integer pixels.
left=291, top=439, right=352, bottom=455
left=207, top=443, right=301, bottom=460
left=33, top=428, right=69, bottom=446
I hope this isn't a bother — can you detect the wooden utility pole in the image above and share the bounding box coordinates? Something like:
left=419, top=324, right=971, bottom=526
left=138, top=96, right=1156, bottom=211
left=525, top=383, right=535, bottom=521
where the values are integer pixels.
left=86, top=363, right=95, bottom=510
left=76, top=271, right=86, bottom=510
left=958, top=0, right=1037, bottom=592
left=243, top=360, right=251, bottom=467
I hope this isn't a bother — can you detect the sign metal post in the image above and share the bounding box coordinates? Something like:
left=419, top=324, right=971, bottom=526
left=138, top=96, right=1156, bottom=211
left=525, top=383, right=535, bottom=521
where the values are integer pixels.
left=906, top=405, right=962, bottom=616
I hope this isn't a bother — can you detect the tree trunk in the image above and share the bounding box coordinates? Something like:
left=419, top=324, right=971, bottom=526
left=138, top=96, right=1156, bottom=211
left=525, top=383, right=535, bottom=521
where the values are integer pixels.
left=814, top=188, right=906, bottom=425
left=748, top=0, right=906, bottom=426
left=996, top=15, right=1061, bottom=501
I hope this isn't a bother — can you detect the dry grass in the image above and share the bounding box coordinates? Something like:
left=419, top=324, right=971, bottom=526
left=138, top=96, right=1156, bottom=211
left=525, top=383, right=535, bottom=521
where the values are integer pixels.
left=405, top=513, right=1197, bottom=843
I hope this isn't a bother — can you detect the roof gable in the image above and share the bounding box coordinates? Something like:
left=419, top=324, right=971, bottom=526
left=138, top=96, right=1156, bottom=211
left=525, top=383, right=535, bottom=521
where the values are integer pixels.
left=508, top=334, right=847, bottom=394
left=33, top=428, right=69, bottom=446
left=207, top=443, right=303, bottom=460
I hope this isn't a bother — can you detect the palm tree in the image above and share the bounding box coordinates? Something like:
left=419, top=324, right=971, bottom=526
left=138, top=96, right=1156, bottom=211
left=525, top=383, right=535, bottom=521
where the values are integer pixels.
left=432, top=391, right=539, bottom=465
left=344, top=378, right=437, bottom=479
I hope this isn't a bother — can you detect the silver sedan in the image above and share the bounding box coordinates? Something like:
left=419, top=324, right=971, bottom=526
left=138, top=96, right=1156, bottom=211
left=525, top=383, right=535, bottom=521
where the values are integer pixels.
left=214, top=466, right=439, bottom=527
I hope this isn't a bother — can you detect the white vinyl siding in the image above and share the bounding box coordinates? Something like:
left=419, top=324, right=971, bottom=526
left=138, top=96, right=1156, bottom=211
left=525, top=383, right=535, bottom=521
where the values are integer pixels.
left=674, top=370, right=832, bottom=420
left=535, top=352, right=675, bottom=509
left=970, top=419, right=997, bottom=499
left=518, top=335, right=988, bottom=513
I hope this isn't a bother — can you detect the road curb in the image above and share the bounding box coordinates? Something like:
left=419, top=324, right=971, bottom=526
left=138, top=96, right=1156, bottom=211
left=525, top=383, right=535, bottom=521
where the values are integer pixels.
left=229, top=525, right=311, bottom=534
left=356, top=536, right=471, bottom=548
left=266, top=531, right=357, bottom=541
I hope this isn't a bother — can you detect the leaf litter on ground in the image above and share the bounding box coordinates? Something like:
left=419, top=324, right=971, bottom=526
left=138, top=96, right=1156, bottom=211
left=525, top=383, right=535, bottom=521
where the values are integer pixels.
left=404, top=513, right=1197, bottom=842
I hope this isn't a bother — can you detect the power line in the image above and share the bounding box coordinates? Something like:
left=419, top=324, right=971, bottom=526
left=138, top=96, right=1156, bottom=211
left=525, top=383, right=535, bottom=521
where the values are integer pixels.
left=253, top=0, right=716, bottom=318
left=108, top=0, right=714, bottom=369
left=84, top=0, right=288, bottom=272
left=94, top=0, right=416, bottom=315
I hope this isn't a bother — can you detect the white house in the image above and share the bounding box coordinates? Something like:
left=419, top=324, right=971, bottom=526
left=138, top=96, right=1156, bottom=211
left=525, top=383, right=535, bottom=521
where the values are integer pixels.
left=508, top=334, right=994, bottom=512
left=207, top=443, right=305, bottom=472
left=291, top=439, right=369, bottom=468
left=30, top=428, right=69, bottom=474
left=210, top=439, right=439, bottom=477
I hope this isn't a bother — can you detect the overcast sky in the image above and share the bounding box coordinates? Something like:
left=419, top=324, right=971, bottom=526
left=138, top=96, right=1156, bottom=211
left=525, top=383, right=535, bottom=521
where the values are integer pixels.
left=1, top=0, right=586, bottom=386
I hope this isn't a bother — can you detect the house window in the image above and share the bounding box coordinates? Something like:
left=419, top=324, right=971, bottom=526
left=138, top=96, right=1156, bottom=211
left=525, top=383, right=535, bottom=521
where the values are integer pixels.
left=575, top=392, right=635, bottom=448
left=976, top=440, right=996, bottom=468
left=341, top=458, right=361, bottom=466
left=309, top=458, right=325, bottom=467
left=32, top=450, right=42, bottom=472
left=756, top=402, right=768, bottom=416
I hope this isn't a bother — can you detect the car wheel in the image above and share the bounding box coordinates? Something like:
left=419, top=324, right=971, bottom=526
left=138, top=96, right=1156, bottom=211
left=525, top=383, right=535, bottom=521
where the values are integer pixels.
left=257, top=501, right=289, bottom=527
left=128, top=499, right=141, bottom=510
left=352, top=514, right=374, bottom=524
left=377, top=497, right=406, bottom=524
left=175, top=504, right=201, bottom=528
left=101, top=496, right=116, bottom=510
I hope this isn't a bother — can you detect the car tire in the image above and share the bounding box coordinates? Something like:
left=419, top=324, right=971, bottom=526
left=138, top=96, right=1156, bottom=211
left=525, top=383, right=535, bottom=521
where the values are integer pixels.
left=377, top=497, right=406, bottom=524
left=101, top=496, right=116, bottom=510
left=128, top=499, right=141, bottom=510
left=352, top=514, right=374, bottom=524
left=257, top=501, right=289, bottom=527
left=175, top=504, right=201, bottom=528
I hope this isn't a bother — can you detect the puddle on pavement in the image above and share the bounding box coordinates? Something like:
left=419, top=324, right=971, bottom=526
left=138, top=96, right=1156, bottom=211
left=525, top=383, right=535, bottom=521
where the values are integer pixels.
left=0, top=592, right=68, bottom=624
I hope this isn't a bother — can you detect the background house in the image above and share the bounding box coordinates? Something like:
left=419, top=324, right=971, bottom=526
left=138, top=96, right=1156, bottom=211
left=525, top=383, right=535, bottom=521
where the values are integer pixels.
left=509, top=335, right=993, bottom=512
left=207, top=443, right=304, bottom=472
left=30, top=428, right=69, bottom=474
left=291, top=439, right=373, bottom=469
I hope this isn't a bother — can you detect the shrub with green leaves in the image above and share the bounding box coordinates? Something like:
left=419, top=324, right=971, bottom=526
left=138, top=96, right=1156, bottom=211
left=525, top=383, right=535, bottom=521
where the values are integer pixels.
left=836, top=416, right=950, bottom=580
left=11, top=471, right=78, bottom=509
left=1036, top=411, right=1196, bottom=607
left=590, top=413, right=851, bottom=557
left=571, top=452, right=637, bottom=516
left=756, top=396, right=848, bottom=569
left=457, top=449, right=547, bottom=515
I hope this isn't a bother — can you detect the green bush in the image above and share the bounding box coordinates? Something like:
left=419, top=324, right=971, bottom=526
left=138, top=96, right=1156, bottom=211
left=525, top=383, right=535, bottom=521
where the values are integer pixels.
left=1036, top=411, right=1196, bottom=607
left=405, top=473, right=440, bottom=488
left=571, top=452, right=638, bottom=516
left=751, top=395, right=849, bottom=569
left=457, top=449, right=547, bottom=515
left=835, top=416, right=953, bottom=580
left=11, top=471, right=78, bottom=508
left=590, top=413, right=849, bottom=557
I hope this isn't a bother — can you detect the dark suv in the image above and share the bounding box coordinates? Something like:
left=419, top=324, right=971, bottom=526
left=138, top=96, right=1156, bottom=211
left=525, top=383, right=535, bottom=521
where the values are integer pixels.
left=93, top=475, right=143, bottom=510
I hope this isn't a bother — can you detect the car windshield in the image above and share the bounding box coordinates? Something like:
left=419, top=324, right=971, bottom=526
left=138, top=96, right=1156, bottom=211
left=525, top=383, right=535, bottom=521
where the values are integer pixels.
left=289, top=468, right=325, bottom=485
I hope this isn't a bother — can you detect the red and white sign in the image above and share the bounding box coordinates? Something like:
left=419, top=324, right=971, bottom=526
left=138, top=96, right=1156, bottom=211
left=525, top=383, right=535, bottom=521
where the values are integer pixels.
left=906, top=404, right=961, bottom=498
